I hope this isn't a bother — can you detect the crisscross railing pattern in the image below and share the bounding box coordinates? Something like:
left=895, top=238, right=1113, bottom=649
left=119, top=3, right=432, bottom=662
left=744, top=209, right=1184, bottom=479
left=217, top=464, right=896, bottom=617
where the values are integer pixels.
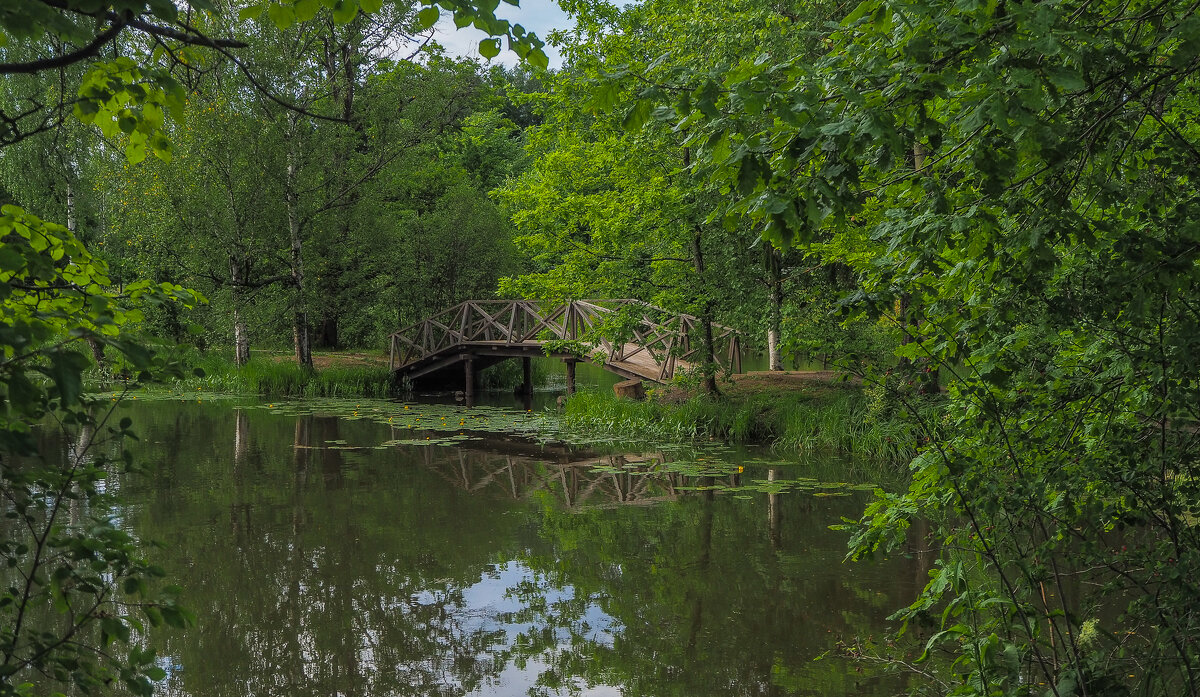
left=387, top=299, right=741, bottom=383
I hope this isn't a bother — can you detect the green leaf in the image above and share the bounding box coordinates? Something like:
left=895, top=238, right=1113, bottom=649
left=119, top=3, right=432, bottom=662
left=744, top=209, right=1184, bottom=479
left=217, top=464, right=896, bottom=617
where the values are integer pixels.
left=415, top=6, right=439, bottom=29
left=841, top=0, right=875, bottom=25
left=266, top=2, right=296, bottom=28
left=0, top=245, right=22, bottom=272
left=100, top=617, right=131, bottom=644
left=527, top=46, right=549, bottom=70
left=47, top=350, right=89, bottom=407
left=737, top=155, right=762, bottom=195
left=1046, top=67, right=1085, bottom=92
left=590, top=82, right=620, bottom=112
left=126, top=138, right=148, bottom=164
left=622, top=100, right=652, bottom=131
left=331, top=0, right=358, bottom=23
left=146, top=0, right=178, bottom=22
left=479, top=38, right=501, bottom=59
left=293, top=0, right=321, bottom=21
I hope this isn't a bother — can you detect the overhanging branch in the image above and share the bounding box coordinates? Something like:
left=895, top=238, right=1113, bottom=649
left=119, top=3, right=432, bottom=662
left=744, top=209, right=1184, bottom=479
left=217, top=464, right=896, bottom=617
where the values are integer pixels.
left=0, top=20, right=125, bottom=74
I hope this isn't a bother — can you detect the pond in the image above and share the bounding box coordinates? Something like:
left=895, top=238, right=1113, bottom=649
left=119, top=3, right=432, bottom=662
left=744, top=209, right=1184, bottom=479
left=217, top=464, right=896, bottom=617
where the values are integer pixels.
left=95, top=396, right=928, bottom=696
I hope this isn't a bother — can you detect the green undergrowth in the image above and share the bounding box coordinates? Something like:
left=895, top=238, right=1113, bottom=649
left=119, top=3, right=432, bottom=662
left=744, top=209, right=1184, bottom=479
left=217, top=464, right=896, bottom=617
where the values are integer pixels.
left=177, top=355, right=393, bottom=398
left=562, top=386, right=934, bottom=462
left=151, top=352, right=554, bottom=398
left=477, top=358, right=553, bottom=391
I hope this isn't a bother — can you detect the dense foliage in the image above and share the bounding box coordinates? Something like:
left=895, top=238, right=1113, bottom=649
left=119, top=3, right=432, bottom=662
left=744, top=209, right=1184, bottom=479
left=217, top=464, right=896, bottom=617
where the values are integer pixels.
left=604, top=0, right=1200, bottom=692
left=492, top=0, right=870, bottom=382
left=8, top=0, right=1200, bottom=694
left=0, top=206, right=200, bottom=694
left=0, top=0, right=546, bottom=694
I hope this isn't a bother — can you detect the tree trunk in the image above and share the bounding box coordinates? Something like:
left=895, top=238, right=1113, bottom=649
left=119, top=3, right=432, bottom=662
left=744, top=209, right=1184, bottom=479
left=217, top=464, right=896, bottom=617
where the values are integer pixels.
left=691, top=229, right=720, bottom=396
left=685, top=482, right=715, bottom=654
left=65, top=180, right=106, bottom=367
left=65, top=178, right=75, bottom=235
left=897, top=142, right=927, bottom=370
left=234, top=409, right=249, bottom=465
left=766, top=247, right=783, bottom=371
left=229, top=256, right=252, bottom=366
left=314, top=318, right=338, bottom=350
left=897, top=292, right=914, bottom=368
left=767, top=467, right=782, bottom=550
left=233, top=308, right=251, bottom=367
left=285, top=120, right=312, bottom=369
left=313, top=21, right=365, bottom=350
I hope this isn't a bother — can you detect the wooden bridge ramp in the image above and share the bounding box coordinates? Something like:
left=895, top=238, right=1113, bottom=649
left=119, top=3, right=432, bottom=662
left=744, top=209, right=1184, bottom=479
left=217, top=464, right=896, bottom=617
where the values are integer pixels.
left=387, top=300, right=741, bottom=392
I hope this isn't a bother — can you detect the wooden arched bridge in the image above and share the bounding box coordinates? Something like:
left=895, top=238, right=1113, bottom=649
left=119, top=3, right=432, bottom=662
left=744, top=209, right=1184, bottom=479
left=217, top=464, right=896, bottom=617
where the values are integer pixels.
left=388, top=299, right=742, bottom=395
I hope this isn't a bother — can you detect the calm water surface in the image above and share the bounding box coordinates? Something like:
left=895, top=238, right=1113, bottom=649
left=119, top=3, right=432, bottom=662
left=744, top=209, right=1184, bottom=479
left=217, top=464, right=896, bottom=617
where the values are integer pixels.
left=104, top=398, right=926, bottom=697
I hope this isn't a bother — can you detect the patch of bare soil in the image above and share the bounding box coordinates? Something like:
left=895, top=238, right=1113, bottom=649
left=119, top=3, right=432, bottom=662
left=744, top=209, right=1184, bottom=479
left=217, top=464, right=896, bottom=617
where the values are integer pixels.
left=266, top=352, right=389, bottom=370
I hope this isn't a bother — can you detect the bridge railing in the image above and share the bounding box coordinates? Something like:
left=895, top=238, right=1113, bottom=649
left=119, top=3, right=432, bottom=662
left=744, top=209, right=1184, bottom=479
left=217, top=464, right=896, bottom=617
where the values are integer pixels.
left=387, top=299, right=741, bottom=381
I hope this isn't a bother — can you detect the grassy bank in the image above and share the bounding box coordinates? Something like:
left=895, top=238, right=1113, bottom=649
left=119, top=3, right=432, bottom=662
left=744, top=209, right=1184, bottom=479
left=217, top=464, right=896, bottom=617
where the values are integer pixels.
left=563, top=376, right=934, bottom=462
left=177, top=353, right=393, bottom=398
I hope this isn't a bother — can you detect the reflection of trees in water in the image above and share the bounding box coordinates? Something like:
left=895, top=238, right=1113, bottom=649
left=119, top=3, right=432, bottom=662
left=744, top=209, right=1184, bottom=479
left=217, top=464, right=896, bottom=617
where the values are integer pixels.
left=136, top=413, right=529, bottom=697
left=114, top=405, right=921, bottom=697
left=492, top=477, right=919, bottom=697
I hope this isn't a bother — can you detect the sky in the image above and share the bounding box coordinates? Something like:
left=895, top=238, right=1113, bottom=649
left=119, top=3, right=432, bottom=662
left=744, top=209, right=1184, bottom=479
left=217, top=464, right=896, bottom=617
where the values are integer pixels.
left=431, top=0, right=574, bottom=69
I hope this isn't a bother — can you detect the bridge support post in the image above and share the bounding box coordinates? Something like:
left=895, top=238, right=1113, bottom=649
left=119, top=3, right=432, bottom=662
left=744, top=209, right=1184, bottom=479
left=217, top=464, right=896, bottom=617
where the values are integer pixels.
left=463, top=355, right=475, bottom=407
left=520, top=357, right=532, bottom=396
left=564, top=359, right=576, bottom=396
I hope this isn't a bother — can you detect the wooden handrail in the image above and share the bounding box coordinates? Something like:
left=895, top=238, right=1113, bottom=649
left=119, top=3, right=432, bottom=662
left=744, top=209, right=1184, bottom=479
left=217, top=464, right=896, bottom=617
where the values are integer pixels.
left=388, top=299, right=741, bottom=382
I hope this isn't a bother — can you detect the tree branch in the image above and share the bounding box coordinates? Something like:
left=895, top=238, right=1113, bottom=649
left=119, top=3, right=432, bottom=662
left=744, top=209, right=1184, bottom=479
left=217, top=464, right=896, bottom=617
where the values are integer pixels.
left=0, top=20, right=125, bottom=75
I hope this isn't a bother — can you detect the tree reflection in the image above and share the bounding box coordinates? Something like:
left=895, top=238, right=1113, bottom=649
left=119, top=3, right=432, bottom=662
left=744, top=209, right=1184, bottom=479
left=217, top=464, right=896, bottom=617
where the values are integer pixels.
left=111, top=402, right=919, bottom=697
left=496, top=478, right=917, bottom=696
left=122, top=407, right=532, bottom=697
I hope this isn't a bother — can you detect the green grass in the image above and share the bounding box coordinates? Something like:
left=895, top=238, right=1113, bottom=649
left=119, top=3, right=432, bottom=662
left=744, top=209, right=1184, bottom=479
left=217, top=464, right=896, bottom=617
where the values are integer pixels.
left=562, top=387, right=931, bottom=462
left=181, top=354, right=393, bottom=398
